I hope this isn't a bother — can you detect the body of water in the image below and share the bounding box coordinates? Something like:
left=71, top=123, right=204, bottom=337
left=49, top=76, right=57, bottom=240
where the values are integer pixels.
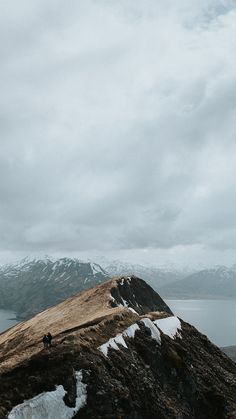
left=166, top=299, right=236, bottom=347
left=0, top=309, right=18, bottom=333
left=0, top=301, right=235, bottom=348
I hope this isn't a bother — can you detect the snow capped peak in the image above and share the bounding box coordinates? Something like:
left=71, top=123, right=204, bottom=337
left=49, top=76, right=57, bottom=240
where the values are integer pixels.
left=1, top=257, right=107, bottom=276
left=196, top=265, right=236, bottom=281
left=90, top=263, right=107, bottom=276
left=0, top=257, right=109, bottom=319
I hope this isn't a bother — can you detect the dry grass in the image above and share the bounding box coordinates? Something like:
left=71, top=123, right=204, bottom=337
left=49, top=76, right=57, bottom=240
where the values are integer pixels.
left=0, top=278, right=137, bottom=372
left=0, top=276, right=171, bottom=373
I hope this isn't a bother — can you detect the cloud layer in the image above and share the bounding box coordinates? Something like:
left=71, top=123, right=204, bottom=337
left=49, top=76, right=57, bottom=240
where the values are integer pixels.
left=1, top=0, right=236, bottom=265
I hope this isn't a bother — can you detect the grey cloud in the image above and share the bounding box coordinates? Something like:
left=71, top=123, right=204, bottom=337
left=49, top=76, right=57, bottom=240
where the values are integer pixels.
left=0, top=1, right=236, bottom=267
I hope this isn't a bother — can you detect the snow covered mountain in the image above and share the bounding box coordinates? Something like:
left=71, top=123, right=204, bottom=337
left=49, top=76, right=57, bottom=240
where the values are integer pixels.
left=103, top=259, right=188, bottom=290
left=1, top=276, right=236, bottom=418
left=0, top=257, right=109, bottom=319
left=159, top=265, right=236, bottom=298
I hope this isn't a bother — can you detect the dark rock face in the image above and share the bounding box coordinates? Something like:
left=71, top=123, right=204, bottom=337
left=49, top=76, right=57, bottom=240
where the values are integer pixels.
left=79, top=323, right=236, bottom=419
left=1, top=277, right=236, bottom=419
left=110, top=276, right=173, bottom=315
left=1, top=320, right=236, bottom=419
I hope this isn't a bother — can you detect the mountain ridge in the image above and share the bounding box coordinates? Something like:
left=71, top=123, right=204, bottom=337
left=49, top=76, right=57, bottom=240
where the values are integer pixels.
left=0, top=257, right=109, bottom=319
left=0, top=276, right=236, bottom=418
left=103, top=259, right=189, bottom=290
left=159, top=265, right=236, bottom=299
left=2, top=257, right=236, bottom=328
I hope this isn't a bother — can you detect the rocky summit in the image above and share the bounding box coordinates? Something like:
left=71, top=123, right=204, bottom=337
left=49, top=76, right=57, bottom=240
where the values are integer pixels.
left=0, top=277, right=236, bottom=419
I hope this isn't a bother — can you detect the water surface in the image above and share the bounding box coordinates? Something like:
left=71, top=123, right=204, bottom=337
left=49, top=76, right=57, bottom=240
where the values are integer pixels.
left=0, top=309, right=18, bottom=333
left=166, top=299, right=236, bottom=347
left=0, top=301, right=235, bottom=348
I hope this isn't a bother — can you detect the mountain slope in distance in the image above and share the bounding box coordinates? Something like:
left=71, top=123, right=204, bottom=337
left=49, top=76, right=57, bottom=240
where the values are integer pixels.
left=159, top=265, right=236, bottom=298
left=0, top=257, right=109, bottom=319
left=104, top=259, right=188, bottom=289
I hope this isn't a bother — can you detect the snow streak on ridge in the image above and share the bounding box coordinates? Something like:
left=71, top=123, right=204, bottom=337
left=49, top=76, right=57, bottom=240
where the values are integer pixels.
left=98, top=316, right=181, bottom=357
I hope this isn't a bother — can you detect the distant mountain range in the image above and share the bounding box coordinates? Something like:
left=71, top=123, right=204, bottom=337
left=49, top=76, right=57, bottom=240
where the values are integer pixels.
left=1, top=258, right=236, bottom=321
left=0, top=257, right=185, bottom=319
left=159, top=265, right=236, bottom=299
left=0, top=257, right=109, bottom=319
left=103, top=260, right=188, bottom=290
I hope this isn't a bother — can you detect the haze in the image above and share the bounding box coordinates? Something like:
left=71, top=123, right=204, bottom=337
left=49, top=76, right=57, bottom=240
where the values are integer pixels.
left=1, top=0, right=236, bottom=268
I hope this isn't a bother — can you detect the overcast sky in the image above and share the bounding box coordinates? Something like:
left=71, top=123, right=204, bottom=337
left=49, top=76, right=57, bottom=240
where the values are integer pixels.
left=1, top=0, right=236, bottom=268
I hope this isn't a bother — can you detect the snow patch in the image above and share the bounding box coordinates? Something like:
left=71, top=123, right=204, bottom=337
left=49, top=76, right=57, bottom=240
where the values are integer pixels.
left=91, top=263, right=103, bottom=275
left=8, top=371, right=87, bottom=419
left=120, top=296, right=128, bottom=307
left=119, top=296, right=138, bottom=314
left=98, top=323, right=141, bottom=357
left=109, top=293, right=115, bottom=303
left=123, top=323, right=140, bottom=338
left=98, top=317, right=181, bottom=359
left=99, top=333, right=128, bottom=357
left=154, top=316, right=182, bottom=339
left=141, top=318, right=161, bottom=343
left=52, top=263, right=57, bottom=271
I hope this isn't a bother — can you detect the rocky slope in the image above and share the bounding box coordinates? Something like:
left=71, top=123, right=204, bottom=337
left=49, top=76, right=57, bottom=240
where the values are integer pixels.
left=0, top=258, right=109, bottom=319
left=0, top=277, right=236, bottom=418
left=159, top=265, right=236, bottom=298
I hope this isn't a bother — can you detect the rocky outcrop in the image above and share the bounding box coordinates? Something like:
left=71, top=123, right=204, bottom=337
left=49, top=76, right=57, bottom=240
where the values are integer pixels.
left=0, top=277, right=236, bottom=418
left=110, top=276, right=173, bottom=315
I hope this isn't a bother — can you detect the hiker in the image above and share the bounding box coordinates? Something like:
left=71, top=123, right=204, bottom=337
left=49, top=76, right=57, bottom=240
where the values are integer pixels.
left=43, top=334, right=49, bottom=349
left=47, top=332, right=52, bottom=347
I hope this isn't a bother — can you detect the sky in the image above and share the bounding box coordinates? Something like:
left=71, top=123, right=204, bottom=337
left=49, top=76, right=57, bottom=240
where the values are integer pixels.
left=1, top=0, right=236, bottom=268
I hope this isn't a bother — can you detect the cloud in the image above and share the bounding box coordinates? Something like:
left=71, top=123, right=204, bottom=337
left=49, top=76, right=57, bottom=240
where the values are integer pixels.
left=0, top=0, right=236, bottom=266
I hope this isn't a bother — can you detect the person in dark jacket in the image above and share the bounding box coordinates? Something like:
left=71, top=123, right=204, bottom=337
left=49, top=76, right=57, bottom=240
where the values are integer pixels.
left=43, top=335, right=49, bottom=348
left=47, top=332, right=52, bottom=347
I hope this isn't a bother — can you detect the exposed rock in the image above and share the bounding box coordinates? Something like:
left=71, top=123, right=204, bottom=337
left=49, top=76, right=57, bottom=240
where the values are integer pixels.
left=0, top=277, right=236, bottom=418
left=110, top=276, right=173, bottom=315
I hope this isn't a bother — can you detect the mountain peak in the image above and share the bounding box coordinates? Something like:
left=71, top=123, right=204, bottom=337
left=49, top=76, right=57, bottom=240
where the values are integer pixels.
left=0, top=276, right=171, bottom=374
left=0, top=257, right=109, bottom=319
left=1, top=277, right=236, bottom=418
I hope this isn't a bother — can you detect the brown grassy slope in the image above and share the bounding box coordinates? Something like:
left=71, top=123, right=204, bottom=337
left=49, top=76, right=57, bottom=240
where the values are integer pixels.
left=0, top=278, right=122, bottom=371
left=0, top=276, right=169, bottom=373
